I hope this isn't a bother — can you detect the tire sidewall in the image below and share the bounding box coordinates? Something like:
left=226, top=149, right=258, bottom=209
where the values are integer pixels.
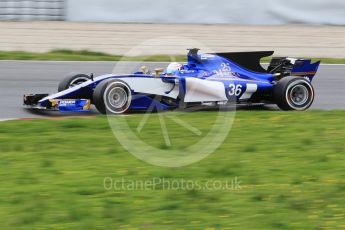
left=285, top=79, right=314, bottom=110
left=93, top=79, right=132, bottom=114
left=274, top=77, right=314, bottom=111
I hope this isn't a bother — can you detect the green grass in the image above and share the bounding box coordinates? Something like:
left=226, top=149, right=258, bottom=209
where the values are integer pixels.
left=0, top=50, right=187, bottom=62
left=0, top=49, right=344, bottom=63
left=0, top=111, right=345, bottom=229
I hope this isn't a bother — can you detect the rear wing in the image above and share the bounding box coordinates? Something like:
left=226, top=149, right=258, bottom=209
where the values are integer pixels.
left=291, top=59, right=320, bottom=81
left=268, top=57, right=320, bottom=81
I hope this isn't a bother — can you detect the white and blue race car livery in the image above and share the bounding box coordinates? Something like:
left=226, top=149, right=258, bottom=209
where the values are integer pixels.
left=24, top=49, right=320, bottom=113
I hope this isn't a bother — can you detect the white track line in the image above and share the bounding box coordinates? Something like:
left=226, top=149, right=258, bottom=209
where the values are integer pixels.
left=0, top=118, right=16, bottom=122
left=0, top=60, right=170, bottom=64
left=319, top=64, right=345, bottom=66
left=0, top=60, right=344, bottom=66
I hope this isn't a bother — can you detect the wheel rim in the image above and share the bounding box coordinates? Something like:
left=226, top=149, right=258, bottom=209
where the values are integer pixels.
left=289, top=85, right=309, bottom=106
left=69, top=77, right=90, bottom=88
left=108, top=87, right=128, bottom=108
left=285, top=79, right=314, bottom=110
left=103, top=82, right=131, bottom=114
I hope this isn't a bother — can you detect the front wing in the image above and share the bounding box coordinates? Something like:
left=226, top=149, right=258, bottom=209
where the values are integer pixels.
left=24, top=94, right=91, bottom=112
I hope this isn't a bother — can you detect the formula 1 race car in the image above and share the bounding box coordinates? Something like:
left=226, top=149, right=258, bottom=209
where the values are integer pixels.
left=24, top=49, right=320, bottom=114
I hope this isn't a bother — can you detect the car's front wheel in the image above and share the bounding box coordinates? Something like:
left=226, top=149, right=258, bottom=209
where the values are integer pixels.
left=274, top=76, right=314, bottom=111
left=93, top=79, right=132, bottom=114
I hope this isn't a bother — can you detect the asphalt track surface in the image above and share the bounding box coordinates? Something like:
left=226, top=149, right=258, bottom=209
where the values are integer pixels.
left=0, top=61, right=344, bottom=120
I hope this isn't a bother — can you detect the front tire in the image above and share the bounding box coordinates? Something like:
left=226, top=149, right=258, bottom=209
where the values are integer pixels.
left=93, top=79, right=132, bottom=114
left=274, top=76, right=314, bottom=111
left=58, top=73, right=91, bottom=92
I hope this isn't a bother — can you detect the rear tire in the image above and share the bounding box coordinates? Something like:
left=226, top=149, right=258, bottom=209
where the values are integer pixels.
left=58, top=73, right=91, bottom=92
left=274, top=76, right=314, bottom=111
left=93, top=79, right=132, bottom=114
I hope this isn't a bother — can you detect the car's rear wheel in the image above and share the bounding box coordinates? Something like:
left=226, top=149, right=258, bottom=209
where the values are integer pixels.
left=58, top=73, right=91, bottom=92
left=93, top=79, right=132, bottom=114
left=274, top=76, right=314, bottom=111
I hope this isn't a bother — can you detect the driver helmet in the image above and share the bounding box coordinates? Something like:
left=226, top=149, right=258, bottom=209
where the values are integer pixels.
left=166, top=62, right=183, bottom=75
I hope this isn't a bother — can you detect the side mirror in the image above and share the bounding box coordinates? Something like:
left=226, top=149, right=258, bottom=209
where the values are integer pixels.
left=140, top=66, right=148, bottom=74
left=154, top=68, right=164, bottom=78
